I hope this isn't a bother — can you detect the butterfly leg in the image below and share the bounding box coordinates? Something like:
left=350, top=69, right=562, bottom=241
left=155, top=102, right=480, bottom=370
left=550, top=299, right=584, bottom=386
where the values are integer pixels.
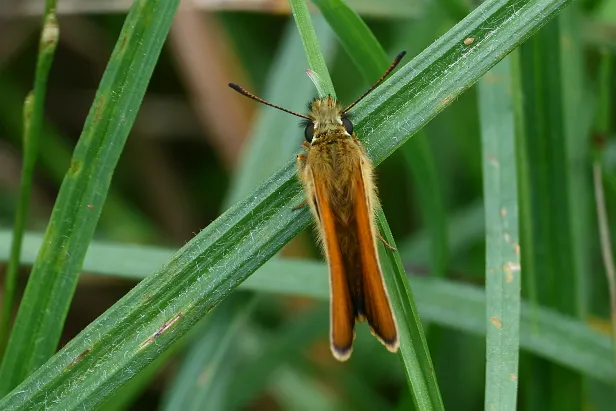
left=293, top=154, right=308, bottom=211
left=292, top=200, right=308, bottom=211
left=377, top=231, right=397, bottom=251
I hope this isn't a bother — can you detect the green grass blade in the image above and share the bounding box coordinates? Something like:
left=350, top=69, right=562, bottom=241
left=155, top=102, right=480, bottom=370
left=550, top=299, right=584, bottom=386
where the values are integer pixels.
left=0, top=7, right=59, bottom=359
left=289, top=0, right=336, bottom=97
left=313, top=0, right=449, bottom=278
left=0, top=0, right=180, bottom=396
left=0, top=0, right=576, bottom=405
left=478, top=56, right=521, bottom=411
left=376, top=211, right=445, bottom=409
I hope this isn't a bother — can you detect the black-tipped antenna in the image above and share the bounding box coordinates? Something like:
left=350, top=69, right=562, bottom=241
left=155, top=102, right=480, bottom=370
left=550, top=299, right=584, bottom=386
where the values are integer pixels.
left=342, top=51, right=406, bottom=113
left=228, top=83, right=311, bottom=120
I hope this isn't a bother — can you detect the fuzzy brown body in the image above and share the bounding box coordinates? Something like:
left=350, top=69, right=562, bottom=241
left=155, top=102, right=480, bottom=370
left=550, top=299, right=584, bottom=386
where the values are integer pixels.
left=296, top=97, right=399, bottom=361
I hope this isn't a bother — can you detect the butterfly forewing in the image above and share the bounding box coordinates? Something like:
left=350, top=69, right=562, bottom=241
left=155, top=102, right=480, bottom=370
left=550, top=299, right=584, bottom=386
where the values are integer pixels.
left=353, top=158, right=398, bottom=350
left=310, top=168, right=355, bottom=360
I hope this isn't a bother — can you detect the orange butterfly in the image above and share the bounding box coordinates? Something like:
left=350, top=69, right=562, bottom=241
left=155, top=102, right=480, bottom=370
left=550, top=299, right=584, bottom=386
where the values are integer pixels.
left=229, top=51, right=405, bottom=360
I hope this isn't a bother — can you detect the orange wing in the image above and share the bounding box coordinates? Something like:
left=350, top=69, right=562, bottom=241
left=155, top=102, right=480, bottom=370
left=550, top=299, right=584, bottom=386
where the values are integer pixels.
left=311, top=175, right=355, bottom=361
left=353, top=162, right=399, bottom=351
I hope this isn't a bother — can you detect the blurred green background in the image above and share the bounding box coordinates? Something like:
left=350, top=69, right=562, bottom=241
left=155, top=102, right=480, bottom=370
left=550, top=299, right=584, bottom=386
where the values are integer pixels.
left=0, top=0, right=615, bottom=409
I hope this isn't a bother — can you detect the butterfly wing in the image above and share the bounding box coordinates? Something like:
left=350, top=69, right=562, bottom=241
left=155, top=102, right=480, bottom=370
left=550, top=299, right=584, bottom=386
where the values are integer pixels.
left=308, top=168, right=356, bottom=361
left=352, top=157, right=399, bottom=351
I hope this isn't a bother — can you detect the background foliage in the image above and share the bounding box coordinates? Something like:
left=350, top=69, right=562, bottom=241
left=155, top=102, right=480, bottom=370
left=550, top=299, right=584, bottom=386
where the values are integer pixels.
left=0, top=0, right=615, bottom=409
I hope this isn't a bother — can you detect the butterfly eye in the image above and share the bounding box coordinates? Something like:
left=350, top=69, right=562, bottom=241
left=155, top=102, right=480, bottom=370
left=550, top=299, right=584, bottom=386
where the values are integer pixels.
left=342, top=117, right=353, bottom=135
left=304, top=121, right=315, bottom=142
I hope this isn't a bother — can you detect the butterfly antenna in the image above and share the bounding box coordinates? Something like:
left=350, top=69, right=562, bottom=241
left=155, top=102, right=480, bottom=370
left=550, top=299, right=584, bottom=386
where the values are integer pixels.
left=343, top=51, right=406, bottom=113
left=228, top=83, right=311, bottom=120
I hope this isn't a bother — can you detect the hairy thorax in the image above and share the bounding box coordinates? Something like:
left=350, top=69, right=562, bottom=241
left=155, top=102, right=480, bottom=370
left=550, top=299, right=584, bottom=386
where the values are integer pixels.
left=308, top=137, right=361, bottom=220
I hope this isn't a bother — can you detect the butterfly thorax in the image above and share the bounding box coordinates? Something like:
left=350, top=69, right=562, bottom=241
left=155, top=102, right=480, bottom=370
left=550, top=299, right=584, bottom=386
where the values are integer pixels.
left=305, top=140, right=362, bottom=231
